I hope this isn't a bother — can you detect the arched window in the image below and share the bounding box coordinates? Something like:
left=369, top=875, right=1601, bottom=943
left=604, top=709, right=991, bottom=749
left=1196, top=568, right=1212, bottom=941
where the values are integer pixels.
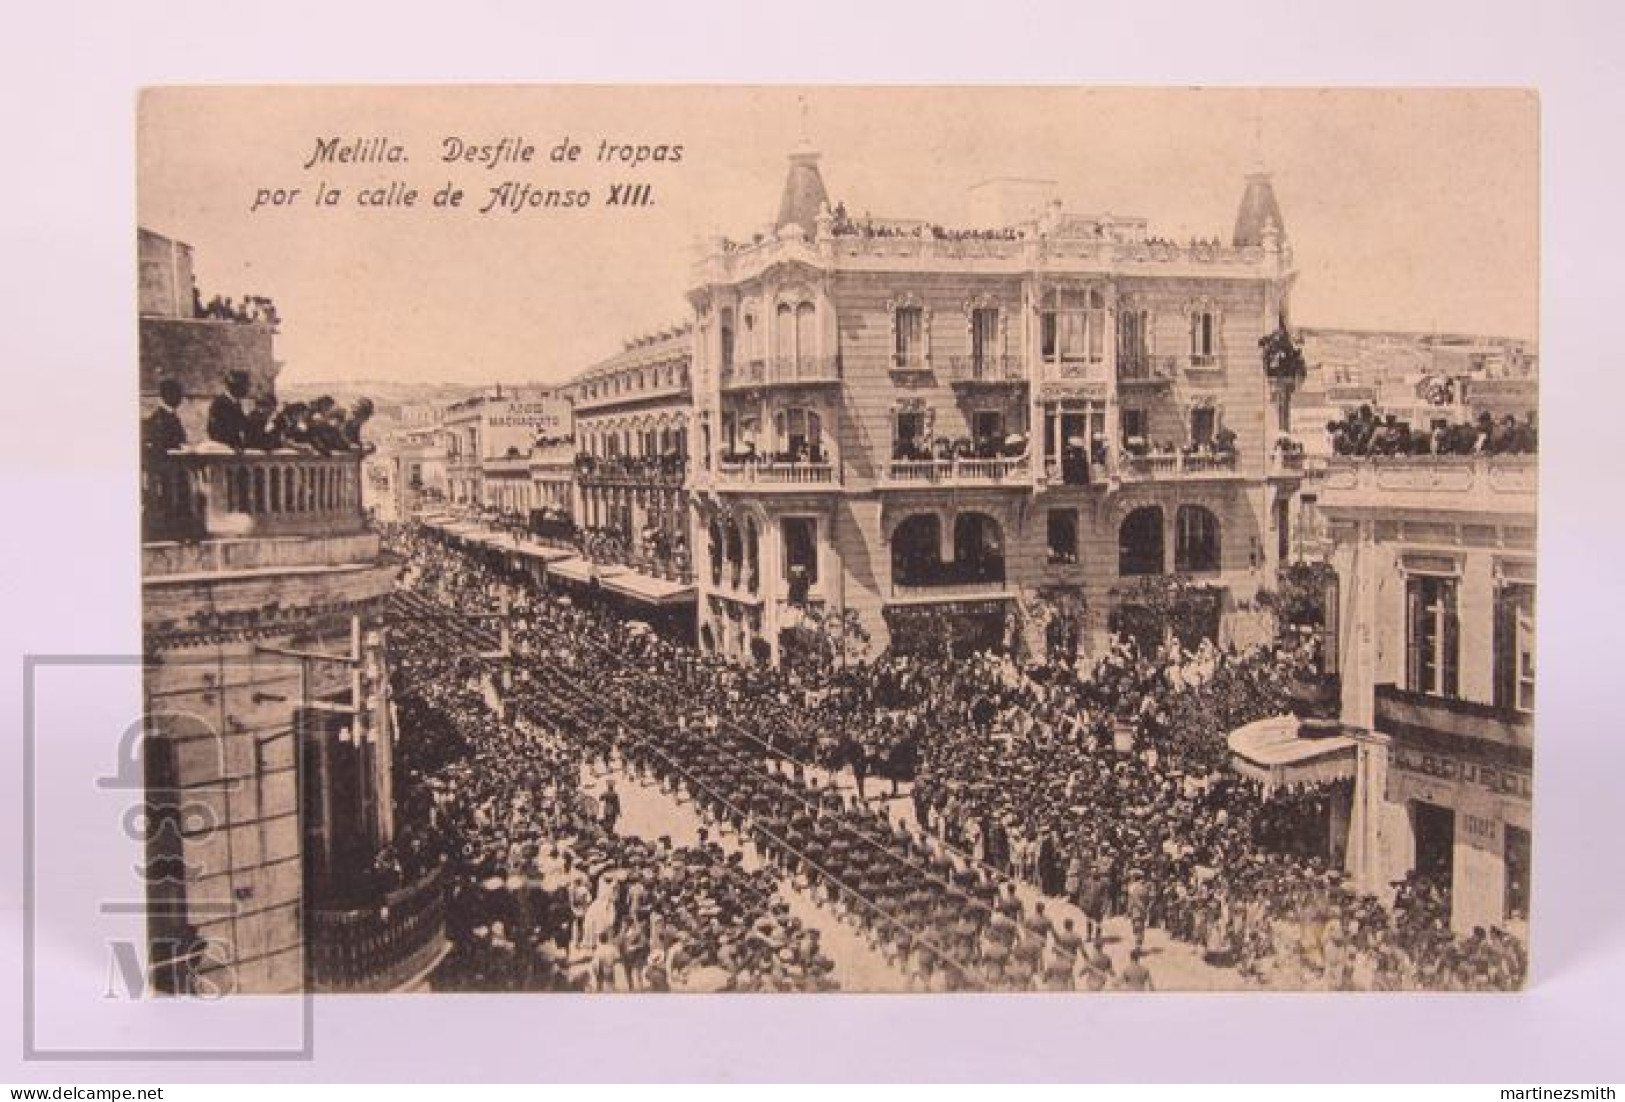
left=708, top=519, right=724, bottom=586
left=892, top=514, right=942, bottom=587
left=953, top=512, right=1006, bottom=584
left=1175, top=505, right=1221, bottom=573
left=775, top=303, right=796, bottom=365
left=795, top=302, right=817, bottom=368
left=1119, top=506, right=1165, bottom=576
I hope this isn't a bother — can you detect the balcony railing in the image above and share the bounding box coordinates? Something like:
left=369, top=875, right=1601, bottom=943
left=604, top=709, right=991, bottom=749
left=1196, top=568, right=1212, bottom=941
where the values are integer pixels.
left=885, top=455, right=1031, bottom=487
left=1317, top=455, right=1537, bottom=514
left=1270, top=449, right=1307, bottom=476
left=576, top=459, right=686, bottom=488
left=1117, top=451, right=1240, bottom=480
left=1374, top=683, right=1534, bottom=756
left=143, top=450, right=366, bottom=543
left=714, top=460, right=838, bottom=487
left=720, top=356, right=842, bottom=388
left=891, top=577, right=1012, bottom=602
left=1042, top=356, right=1108, bottom=383
left=1117, top=354, right=1180, bottom=384
left=307, top=864, right=448, bottom=993
left=946, top=355, right=1025, bottom=383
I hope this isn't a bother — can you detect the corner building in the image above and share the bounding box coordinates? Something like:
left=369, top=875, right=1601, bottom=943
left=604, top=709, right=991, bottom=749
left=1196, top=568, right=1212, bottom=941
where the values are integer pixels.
left=140, top=230, right=446, bottom=994
left=687, top=148, right=1302, bottom=663
left=1325, top=452, right=1536, bottom=937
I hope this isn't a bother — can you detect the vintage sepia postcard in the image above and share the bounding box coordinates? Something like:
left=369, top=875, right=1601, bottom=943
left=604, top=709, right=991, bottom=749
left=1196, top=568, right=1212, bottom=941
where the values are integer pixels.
left=135, top=85, right=1538, bottom=996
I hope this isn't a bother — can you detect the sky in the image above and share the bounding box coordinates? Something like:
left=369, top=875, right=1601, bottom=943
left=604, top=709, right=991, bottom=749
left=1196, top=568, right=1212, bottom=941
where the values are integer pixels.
left=137, top=86, right=1538, bottom=389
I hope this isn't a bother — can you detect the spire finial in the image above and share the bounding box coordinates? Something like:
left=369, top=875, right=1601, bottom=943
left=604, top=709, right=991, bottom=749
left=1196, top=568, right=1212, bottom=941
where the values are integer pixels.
left=1250, top=91, right=1267, bottom=173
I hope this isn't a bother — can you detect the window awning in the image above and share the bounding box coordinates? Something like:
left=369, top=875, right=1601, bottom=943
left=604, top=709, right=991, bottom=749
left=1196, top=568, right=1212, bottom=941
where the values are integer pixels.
left=602, top=570, right=697, bottom=606
left=510, top=542, right=574, bottom=564
left=547, top=557, right=624, bottom=586
left=1227, top=714, right=1356, bottom=793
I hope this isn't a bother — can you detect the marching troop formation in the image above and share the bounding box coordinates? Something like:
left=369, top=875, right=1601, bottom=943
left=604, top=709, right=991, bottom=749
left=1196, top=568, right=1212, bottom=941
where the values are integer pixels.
left=381, top=525, right=1527, bottom=992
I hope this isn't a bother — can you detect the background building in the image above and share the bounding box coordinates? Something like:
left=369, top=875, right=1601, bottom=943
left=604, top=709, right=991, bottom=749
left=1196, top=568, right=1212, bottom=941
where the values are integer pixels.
left=686, top=147, right=1302, bottom=664
left=562, top=326, right=695, bottom=584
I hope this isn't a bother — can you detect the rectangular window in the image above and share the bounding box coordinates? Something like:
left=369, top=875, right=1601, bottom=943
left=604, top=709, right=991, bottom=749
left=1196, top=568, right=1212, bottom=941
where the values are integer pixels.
left=1118, top=309, right=1149, bottom=375
left=1047, top=509, right=1079, bottom=565
left=1505, top=824, right=1531, bottom=922
left=971, top=307, right=1000, bottom=373
left=1059, top=298, right=1086, bottom=362
left=1407, top=573, right=1460, bottom=698
left=1495, top=583, right=1536, bottom=713
left=783, top=517, right=819, bottom=593
left=895, top=409, right=926, bottom=454
left=1190, top=407, right=1216, bottom=447
left=1121, top=408, right=1147, bottom=447
left=1191, top=311, right=1217, bottom=364
left=972, top=409, right=1004, bottom=448
left=895, top=306, right=925, bottom=367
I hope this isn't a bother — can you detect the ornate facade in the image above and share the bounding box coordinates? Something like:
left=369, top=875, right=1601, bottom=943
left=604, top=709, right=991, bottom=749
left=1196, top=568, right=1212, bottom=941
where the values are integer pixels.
left=562, top=326, right=694, bottom=582
left=686, top=148, right=1302, bottom=664
left=1324, top=453, right=1536, bottom=936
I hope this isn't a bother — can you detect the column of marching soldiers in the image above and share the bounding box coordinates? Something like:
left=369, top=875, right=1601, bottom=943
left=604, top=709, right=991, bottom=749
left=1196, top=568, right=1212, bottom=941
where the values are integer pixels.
left=381, top=523, right=1527, bottom=993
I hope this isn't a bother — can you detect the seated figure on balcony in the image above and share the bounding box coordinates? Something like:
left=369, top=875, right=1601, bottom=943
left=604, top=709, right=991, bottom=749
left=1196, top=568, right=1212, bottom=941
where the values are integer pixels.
left=142, top=377, right=187, bottom=460
left=342, top=397, right=376, bottom=452
left=307, top=396, right=349, bottom=455
left=205, top=368, right=252, bottom=450
left=244, top=394, right=281, bottom=451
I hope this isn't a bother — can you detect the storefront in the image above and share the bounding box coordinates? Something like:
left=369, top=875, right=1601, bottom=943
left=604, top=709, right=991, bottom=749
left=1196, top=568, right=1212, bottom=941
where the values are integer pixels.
left=1377, top=686, right=1533, bottom=936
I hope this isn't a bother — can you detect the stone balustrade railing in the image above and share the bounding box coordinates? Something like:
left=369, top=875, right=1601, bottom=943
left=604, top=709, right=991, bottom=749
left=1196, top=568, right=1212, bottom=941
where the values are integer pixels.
left=143, top=449, right=366, bottom=543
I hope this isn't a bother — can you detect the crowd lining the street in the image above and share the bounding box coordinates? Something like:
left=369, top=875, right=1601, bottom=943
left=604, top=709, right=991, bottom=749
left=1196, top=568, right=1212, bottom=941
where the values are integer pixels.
left=379, top=526, right=1528, bottom=992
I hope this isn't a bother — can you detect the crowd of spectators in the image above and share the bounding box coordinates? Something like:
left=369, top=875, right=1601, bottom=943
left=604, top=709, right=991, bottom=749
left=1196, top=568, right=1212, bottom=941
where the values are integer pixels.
left=827, top=202, right=1028, bottom=243
left=1328, top=406, right=1538, bottom=458
left=142, top=369, right=375, bottom=460
left=191, top=287, right=280, bottom=325
left=891, top=433, right=1029, bottom=464
left=574, top=452, right=687, bottom=481
left=384, top=584, right=840, bottom=993
left=383, top=527, right=1528, bottom=991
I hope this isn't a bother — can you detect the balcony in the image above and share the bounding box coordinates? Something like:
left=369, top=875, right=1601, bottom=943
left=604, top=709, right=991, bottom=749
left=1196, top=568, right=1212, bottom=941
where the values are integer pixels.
left=1316, top=455, right=1536, bottom=518
left=890, top=571, right=1012, bottom=604
left=1040, top=357, right=1109, bottom=384
left=720, top=355, right=842, bottom=390
left=1117, top=450, right=1240, bottom=481
left=713, top=460, right=838, bottom=490
left=575, top=455, right=686, bottom=488
left=945, top=355, right=1025, bottom=384
left=143, top=449, right=366, bottom=543
left=306, top=864, right=449, bottom=993
left=1117, top=354, right=1180, bottom=387
left=883, top=454, right=1031, bottom=488
left=1269, top=449, right=1307, bottom=478
left=890, top=352, right=933, bottom=375
left=1374, top=683, right=1533, bottom=757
